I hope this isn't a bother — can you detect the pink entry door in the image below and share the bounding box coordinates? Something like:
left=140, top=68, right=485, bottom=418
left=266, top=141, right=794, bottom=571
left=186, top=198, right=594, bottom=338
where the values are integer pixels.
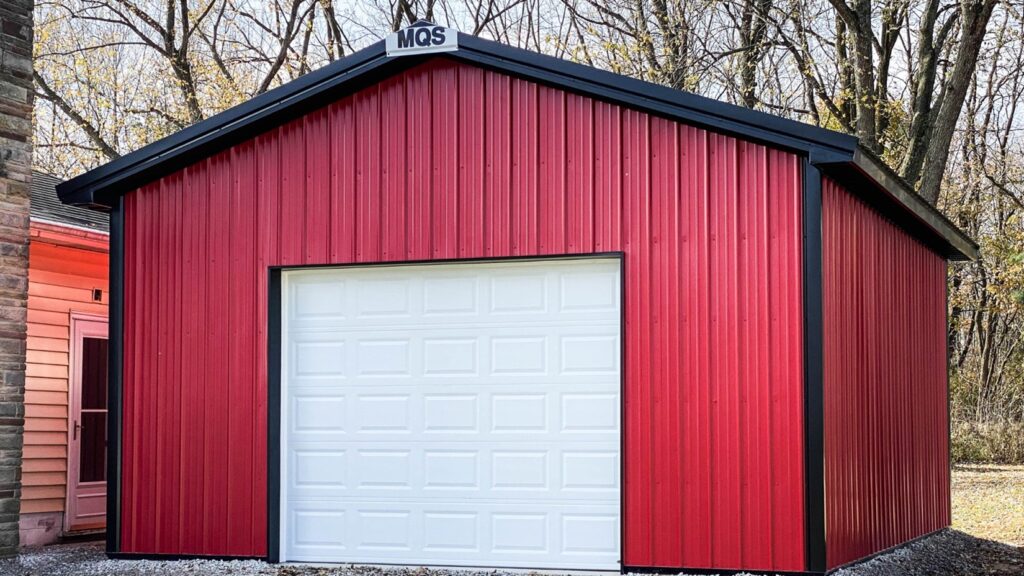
left=66, top=314, right=108, bottom=532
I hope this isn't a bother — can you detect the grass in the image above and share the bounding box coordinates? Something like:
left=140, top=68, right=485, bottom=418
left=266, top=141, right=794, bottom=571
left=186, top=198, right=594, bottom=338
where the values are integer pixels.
left=951, top=421, right=1024, bottom=464
left=952, top=464, right=1024, bottom=547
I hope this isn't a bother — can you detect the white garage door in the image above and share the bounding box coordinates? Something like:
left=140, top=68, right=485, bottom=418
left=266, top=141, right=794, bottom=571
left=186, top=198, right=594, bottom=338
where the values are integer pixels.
left=280, top=258, right=621, bottom=570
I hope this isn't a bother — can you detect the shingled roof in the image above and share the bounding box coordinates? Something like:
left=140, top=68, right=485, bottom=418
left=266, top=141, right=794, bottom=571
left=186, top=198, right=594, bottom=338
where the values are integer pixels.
left=32, top=171, right=109, bottom=232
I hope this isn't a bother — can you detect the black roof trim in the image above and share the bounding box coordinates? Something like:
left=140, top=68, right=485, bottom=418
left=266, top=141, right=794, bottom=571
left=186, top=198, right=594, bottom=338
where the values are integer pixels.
left=815, top=150, right=978, bottom=261
left=56, top=25, right=974, bottom=260
left=453, top=34, right=858, bottom=157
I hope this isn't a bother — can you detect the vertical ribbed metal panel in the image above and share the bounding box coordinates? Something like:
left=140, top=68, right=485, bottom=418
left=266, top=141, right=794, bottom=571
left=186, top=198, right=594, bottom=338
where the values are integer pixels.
left=822, top=177, right=950, bottom=570
left=121, top=58, right=806, bottom=571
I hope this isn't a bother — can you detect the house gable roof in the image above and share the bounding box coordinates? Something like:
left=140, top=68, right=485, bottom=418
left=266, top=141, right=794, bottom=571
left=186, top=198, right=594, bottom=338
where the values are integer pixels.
left=55, top=22, right=977, bottom=260
left=33, top=171, right=109, bottom=233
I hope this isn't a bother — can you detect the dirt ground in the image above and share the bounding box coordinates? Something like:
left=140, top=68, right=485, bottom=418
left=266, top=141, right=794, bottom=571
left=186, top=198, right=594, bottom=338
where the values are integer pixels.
left=0, top=466, right=1021, bottom=576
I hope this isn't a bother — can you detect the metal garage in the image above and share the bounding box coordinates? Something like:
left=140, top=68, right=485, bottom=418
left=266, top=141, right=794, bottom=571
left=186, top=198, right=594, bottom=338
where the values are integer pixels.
left=57, top=21, right=976, bottom=575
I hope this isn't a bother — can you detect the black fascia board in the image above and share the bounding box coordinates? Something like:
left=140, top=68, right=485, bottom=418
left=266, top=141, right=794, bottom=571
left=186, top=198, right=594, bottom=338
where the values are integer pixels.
left=453, top=33, right=858, bottom=158
left=56, top=40, right=393, bottom=207
left=57, top=31, right=859, bottom=208
left=813, top=149, right=978, bottom=261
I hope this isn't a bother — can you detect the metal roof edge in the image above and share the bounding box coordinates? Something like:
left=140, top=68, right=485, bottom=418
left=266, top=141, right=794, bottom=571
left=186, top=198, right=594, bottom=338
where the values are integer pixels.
left=58, top=26, right=860, bottom=207
left=815, top=148, right=979, bottom=261
left=454, top=33, right=859, bottom=157
left=56, top=40, right=391, bottom=206
left=54, top=24, right=974, bottom=262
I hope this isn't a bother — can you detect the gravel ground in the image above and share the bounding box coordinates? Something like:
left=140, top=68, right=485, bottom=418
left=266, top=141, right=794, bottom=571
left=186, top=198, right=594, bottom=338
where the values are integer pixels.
left=831, top=530, right=1023, bottom=576
left=1, top=530, right=1021, bottom=576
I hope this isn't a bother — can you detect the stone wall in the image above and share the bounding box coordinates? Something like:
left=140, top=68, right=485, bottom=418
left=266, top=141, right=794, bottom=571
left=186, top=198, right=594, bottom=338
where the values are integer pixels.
left=0, top=0, right=32, bottom=558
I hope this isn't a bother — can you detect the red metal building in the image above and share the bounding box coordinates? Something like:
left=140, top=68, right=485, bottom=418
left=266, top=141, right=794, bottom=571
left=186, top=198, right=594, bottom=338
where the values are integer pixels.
left=57, top=23, right=975, bottom=575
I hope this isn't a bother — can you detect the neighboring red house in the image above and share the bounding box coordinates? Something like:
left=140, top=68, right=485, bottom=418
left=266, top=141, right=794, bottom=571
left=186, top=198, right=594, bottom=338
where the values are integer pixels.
left=20, top=172, right=109, bottom=546
left=56, top=23, right=976, bottom=574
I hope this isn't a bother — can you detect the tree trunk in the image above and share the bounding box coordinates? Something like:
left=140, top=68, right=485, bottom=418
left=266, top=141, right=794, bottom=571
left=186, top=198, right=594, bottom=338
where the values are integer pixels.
left=850, top=0, right=879, bottom=153
left=916, top=0, right=997, bottom=203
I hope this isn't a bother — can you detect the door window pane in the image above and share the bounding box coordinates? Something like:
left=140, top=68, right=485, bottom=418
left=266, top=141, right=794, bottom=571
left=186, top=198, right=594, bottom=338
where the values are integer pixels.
left=79, top=336, right=107, bottom=483
left=81, top=338, right=107, bottom=410
left=80, top=412, right=106, bottom=482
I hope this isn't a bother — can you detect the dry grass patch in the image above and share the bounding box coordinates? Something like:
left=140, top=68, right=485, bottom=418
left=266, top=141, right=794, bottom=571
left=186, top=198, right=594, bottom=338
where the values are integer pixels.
left=952, top=464, right=1024, bottom=546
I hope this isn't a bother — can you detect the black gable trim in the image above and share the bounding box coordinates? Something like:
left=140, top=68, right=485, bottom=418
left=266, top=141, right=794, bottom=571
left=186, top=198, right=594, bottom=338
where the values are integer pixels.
left=56, top=33, right=857, bottom=208
left=55, top=27, right=975, bottom=260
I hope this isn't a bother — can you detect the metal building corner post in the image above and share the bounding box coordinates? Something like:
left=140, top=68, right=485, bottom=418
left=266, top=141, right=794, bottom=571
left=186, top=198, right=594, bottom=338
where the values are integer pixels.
left=107, top=196, right=125, bottom=555
left=803, top=159, right=827, bottom=573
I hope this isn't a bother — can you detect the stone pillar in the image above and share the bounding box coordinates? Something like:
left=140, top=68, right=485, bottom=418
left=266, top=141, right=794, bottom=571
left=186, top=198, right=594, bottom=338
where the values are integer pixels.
left=0, top=0, right=32, bottom=557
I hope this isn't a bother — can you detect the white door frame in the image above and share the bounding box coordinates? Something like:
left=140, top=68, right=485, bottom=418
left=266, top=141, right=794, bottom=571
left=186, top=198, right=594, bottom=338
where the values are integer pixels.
left=274, top=255, right=624, bottom=569
left=65, top=311, right=109, bottom=533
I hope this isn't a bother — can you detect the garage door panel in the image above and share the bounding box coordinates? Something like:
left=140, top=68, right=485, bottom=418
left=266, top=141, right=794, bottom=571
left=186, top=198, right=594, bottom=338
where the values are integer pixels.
left=288, top=391, right=619, bottom=442
left=288, top=501, right=620, bottom=568
left=287, top=442, right=619, bottom=502
left=283, top=259, right=621, bottom=569
left=289, top=329, right=620, bottom=385
left=286, top=261, right=620, bottom=333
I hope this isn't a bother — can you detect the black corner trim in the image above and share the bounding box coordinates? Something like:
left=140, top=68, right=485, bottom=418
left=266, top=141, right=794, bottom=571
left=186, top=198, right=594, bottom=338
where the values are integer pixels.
left=267, top=269, right=283, bottom=563
left=802, top=160, right=827, bottom=573
left=106, top=196, right=125, bottom=555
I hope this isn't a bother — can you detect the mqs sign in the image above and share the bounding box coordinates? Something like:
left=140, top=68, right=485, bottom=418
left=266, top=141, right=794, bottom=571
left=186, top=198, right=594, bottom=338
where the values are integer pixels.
left=386, top=23, right=458, bottom=57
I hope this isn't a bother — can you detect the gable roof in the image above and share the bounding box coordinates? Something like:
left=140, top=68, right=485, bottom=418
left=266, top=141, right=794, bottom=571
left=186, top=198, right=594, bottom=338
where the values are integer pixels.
left=33, top=171, right=109, bottom=232
left=55, top=23, right=976, bottom=260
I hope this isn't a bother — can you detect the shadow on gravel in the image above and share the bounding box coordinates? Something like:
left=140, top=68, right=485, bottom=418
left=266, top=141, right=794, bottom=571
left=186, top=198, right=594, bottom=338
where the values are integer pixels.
left=834, top=530, right=1024, bottom=576
left=1, top=530, right=1022, bottom=576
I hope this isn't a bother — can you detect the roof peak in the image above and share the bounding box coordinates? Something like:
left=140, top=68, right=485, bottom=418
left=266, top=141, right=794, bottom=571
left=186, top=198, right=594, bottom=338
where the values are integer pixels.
left=54, top=25, right=974, bottom=259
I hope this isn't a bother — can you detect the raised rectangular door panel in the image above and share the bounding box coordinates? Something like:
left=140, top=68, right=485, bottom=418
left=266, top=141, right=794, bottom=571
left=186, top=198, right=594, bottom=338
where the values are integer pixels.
left=281, top=258, right=622, bottom=570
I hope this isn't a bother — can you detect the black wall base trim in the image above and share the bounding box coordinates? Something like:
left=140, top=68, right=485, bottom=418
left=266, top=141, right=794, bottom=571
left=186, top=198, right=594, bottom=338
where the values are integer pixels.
left=107, top=552, right=263, bottom=562
left=623, top=566, right=823, bottom=576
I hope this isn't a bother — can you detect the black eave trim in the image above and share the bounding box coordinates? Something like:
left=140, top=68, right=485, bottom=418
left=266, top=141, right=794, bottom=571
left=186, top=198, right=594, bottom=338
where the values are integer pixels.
left=106, top=196, right=125, bottom=555
left=267, top=269, right=283, bottom=563
left=802, top=160, right=827, bottom=572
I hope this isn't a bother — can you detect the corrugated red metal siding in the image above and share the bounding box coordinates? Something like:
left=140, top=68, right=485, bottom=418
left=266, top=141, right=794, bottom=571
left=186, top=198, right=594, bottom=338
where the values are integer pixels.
left=821, top=177, right=951, bottom=570
left=121, top=58, right=806, bottom=571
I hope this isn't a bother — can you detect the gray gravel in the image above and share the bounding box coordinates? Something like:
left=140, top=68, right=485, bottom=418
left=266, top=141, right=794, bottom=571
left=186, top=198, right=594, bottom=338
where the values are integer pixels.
left=1, top=530, right=1021, bottom=576
left=831, top=530, right=1023, bottom=576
